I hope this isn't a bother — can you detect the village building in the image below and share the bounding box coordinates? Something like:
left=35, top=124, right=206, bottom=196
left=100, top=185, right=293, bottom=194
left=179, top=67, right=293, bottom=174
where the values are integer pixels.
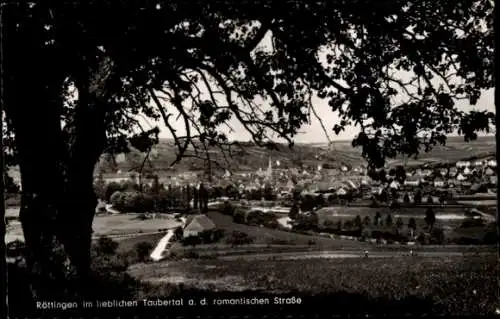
left=371, top=186, right=383, bottom=195
left=389, top=180, right=400, bottom=190
left=433, top=178, right=445, bottom=188
left=183, top=215, right=216, bottom=238
left=456, top=161, right=471, bottom=168
left=474, top=160, right=484, bottom=167
left=419, top=176, right=430, bottom=185
left=487, top=159, right=497, bottom=168
left=463, top=167, right=472, bottom=175
left=461, top=181, right=472, bottom=188
left=448, top=167, right=458, bottom=177
left=422, top=169, right=433, bottom=177
left=485, top=167, right=495, bottom=176
left=404, top=177, right=420, bottom=187
left=447, top=179, right=456, bottom=188
left=336, top=187, right=348, bottom=197
left=489, top=176, right=497, bottom=185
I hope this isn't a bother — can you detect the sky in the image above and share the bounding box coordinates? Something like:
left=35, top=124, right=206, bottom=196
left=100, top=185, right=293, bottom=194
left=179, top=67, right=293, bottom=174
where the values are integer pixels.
left=138, top=28, right=496, bottom=144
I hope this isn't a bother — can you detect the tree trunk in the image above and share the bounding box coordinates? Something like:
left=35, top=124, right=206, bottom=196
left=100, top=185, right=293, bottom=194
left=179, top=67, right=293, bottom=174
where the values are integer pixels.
left=5, top=40, right=109, bottom=303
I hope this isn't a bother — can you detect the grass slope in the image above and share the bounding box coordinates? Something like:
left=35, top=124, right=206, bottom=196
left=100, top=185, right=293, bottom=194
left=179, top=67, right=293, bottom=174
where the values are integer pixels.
left=130, top=254, right=497, bottom=316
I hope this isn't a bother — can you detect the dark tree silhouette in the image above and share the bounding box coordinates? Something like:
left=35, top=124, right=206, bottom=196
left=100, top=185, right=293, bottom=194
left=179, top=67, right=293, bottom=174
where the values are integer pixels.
left=426, top=195, right=434, bottom=204
left=2, top=0, right=494, bottom=300
left=414, top=190, right=423, bottom=205
left=289, top=204, right=300, bottom=220
left=336, top=220, right=343, bottom=230
left=374, top=212, right=382, bottom=226
left=396, top=217, right=404, bottom=233
left=408, top=217, right=417, bottom=238
left=354, top=215, right=363, bottom=229
left=403, top=193, right=411, bottom=204
left=174, top=226, right=184, bottom=240
left=395, top=166, right=407, bottom=184
left=425, top=208, right=436, bottom=231
left=385, top=214, right=393, bottom=228
left=439, top=193, right=446, bottom=206
left=363, top=216, right=371, bottom=226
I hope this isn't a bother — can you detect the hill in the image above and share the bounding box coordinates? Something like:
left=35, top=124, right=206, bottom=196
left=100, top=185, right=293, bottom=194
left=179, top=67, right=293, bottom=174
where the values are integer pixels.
left=97, top=135, right=496, bottom=174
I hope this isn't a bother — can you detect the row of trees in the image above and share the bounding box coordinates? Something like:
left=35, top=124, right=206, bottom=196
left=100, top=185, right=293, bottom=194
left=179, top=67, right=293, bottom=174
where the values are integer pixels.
left=292, top=208, right=437, bottom=237
left=373, top=189, right=450, bottom=205
left=95, top=176, right=210, bottom=213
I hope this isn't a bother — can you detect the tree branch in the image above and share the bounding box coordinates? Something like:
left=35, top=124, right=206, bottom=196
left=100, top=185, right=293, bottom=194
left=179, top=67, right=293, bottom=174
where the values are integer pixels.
left=244, top=19, right=273, bottom=52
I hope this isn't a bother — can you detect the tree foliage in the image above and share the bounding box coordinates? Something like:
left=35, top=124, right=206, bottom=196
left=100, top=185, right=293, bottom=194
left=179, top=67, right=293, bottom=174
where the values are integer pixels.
left=3, top=0, right=495, bottom=170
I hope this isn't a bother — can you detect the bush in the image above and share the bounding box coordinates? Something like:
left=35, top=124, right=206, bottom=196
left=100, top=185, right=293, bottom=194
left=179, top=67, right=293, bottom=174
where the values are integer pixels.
left=95, top=236, right=119, bottom=255
left=105, top=182, right=124, bottom=202
left=222, top=201, right=235, bottom=215
left=200, top=230, right=213, bottom=244
left=233, top=210, right=246, bottom=224
left=294, top=213, right=319, bottom=231
left=183, top=236, right=202, bottom=247
left=247, top=210, right=277, bottom=226
left=91, top=237, right=130, bottom=273
left=174, top=226, right=184, bottom=240
left=430, top=228, right=445, bottom=245
left=213, top=229, right=225, bottom=242
left=109, top=191, right=123, bottom=208
left=134, top=242, right=154, bottom=262
left=109, top=190, right=154, bottom=213
left=416, top=232, right=430, bottom=245
left=225, top=231, right=254, bottom=247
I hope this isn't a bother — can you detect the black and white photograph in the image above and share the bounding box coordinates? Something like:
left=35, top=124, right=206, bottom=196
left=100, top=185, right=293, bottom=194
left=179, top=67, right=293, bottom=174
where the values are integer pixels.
left=1, top=0, right=497, bottom=317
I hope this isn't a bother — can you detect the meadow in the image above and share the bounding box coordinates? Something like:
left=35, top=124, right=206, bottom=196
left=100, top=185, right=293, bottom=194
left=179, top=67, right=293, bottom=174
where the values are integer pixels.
left=92, top=213, right=182, bottom=236
left=129, top=254, right=498, bottom=316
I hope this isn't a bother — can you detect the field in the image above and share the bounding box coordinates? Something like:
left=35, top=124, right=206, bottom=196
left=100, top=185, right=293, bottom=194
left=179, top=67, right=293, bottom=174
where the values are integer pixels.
left=316, top=206, right=472, bottom=226
left=128, top=254, right=498, bottom=315
left=92, top=214, right=182, bottom=236
left=115, top=210, right=369, bottom=253
left=117, top=207, right=496, bottom=258
left=205, top=210, right=367, bottom=249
